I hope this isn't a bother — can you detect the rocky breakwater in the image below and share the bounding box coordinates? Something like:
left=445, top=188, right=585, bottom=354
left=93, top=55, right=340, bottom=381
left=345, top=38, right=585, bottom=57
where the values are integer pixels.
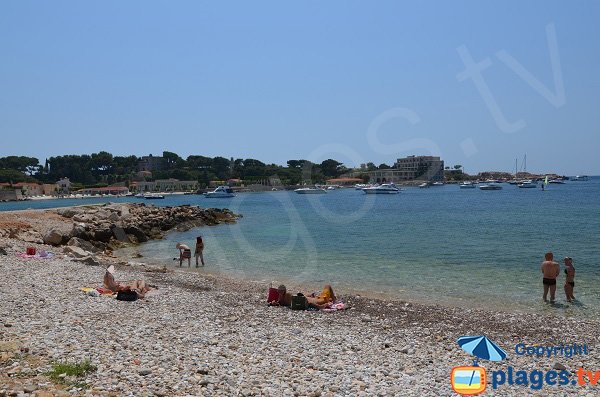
left=43, top=203, right=239, bottom=262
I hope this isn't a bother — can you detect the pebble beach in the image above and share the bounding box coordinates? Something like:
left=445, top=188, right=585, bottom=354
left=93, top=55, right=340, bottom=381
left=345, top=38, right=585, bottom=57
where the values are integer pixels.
left=1, top=205, right=599, bottom=397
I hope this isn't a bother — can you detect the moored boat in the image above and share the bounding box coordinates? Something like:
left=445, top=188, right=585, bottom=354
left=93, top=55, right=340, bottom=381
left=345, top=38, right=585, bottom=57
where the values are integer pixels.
left=517, top=180, right=537, bottom=188
left=294, top=187, right=327, bottom=194
left=362, top=183, right=400, bottom=194
left=205, top=186, right=235, bottom=198
left=479, top=184, right=503, bottom=190
left=144, top=193, right=165, bottom=199
left=459, top=182, right=476, bottom=189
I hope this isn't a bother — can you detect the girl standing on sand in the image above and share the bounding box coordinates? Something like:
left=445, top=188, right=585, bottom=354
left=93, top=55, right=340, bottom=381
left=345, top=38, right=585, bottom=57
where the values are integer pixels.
left=564, top=257, right=576, bottom=302
left=195, top=236, right=205, bottom=267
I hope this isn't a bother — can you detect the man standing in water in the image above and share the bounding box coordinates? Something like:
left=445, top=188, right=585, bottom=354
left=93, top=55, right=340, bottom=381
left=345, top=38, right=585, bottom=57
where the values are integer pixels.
left=541, top=252, right=560, bottom=302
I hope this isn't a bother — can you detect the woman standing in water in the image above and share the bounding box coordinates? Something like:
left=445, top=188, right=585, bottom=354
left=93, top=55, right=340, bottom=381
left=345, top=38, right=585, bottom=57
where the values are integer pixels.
left=564, top=257, right=576, bottom=302
left=195, top=236, right=205, bottom=267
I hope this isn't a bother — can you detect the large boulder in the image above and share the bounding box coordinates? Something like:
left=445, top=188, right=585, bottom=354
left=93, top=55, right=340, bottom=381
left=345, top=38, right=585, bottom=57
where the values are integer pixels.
left=124, top=226, right=148, bottom=243
left=93, top=227, right=114, bottom=243
left=56, top=207, right=83, bottom=218
left=111, top=226, right=129, bottom=242
left=71, top=256, right=101, bottom=266
left=71, top=223, right=93, bottom=241
left=72, top=213, right=96, bottom=223
left=67, top=237, right=101, bottom=253
left=43, top=227, right=68, bottom=246
left=63, top=245, right=90, bottom=258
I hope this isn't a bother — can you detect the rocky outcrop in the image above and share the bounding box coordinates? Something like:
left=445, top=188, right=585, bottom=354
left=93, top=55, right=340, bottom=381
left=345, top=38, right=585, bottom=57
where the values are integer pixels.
left=43, top=227, right=69, bottom=246
left=54, top=203, right=239, bottom=250
left=67, top=237, right=101, bottom=253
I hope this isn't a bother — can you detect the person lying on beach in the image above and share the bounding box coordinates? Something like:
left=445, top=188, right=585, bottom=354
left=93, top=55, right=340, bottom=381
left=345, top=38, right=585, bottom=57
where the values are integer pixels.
left=176, top=242, right=192, bottom=267
left=103, top=265, right=152, bottom=298
left=269, top=284, right=337, bottom=309
left=541, top=252, right=560, bottom=303
left=306, top=285, right=337, bottom=309
left=564, top=257, right=576, bottom=302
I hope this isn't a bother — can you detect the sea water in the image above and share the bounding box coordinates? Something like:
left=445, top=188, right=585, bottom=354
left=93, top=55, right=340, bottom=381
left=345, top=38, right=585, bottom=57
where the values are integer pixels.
left=3, top=178, right=599, bottom=317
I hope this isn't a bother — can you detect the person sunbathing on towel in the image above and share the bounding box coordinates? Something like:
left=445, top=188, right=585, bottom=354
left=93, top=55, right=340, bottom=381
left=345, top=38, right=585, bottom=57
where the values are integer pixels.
left=103, top=265, right=151, bottom=298
left=306, top=284, right=336, bottom=309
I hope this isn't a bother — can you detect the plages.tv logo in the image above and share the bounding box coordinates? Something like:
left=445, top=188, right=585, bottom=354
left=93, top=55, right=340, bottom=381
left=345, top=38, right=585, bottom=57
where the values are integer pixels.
left=451, top=336, right=508, bottom=396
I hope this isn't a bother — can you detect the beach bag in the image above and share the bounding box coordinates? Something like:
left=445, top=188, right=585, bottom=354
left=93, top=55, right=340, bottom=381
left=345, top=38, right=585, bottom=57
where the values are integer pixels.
left=116, top=290, right=138, bottom=302
left=267, top=283, right=279, bottom=303
left=26, top=247, right=36, bottom=256
left=291, top=294, right=307, bottom=310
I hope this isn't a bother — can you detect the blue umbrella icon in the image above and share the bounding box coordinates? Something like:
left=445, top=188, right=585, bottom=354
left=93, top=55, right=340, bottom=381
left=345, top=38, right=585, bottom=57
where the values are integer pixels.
left=457, top=336, right=507, bottom=388
left=457, top=335, right=507, bottom=364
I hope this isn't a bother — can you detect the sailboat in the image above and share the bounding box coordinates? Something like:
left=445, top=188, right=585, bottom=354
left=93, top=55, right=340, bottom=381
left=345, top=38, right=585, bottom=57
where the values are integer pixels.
left=517, top=154, right=538, bottom=188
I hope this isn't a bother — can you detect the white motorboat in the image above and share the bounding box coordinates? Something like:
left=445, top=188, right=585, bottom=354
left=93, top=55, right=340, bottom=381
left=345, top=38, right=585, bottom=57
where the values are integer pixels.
left=548, top=179, right=565, bottom=184
left=418, top=182, right=429, bottom=188
left=294, top=187, right=327, bottom=194
left=431, top=181, right=444, bottom=186
left=144, top=193, right=165, bottom=199
left=517, top=180, right=537, bottom=188
left=459, top=182, right=476, bottom=189
left=479, top=184, right=503, bottom=190
left=355, top=184, right=368, bottom=190
left=573, top=175, right=589, bottom=181
left=205, top=186, right=235, bottom=198
left=326, top=186, right=336, bottom=190
left=362, top=183, right=400, bottom=194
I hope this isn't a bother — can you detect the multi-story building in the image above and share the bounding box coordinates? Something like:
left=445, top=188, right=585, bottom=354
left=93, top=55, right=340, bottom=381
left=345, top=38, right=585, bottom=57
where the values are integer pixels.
left=368, top=155, right=444, bottom=183
left=138, top=155, right=164, bottom=172
left=57, top=177, right=72, bottom=194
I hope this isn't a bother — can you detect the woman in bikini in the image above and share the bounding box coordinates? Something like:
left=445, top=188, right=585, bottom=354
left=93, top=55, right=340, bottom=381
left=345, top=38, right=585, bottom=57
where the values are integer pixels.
left=564, top=257, right=576, bottom=302
left=195, top=236, right=205, bottom=267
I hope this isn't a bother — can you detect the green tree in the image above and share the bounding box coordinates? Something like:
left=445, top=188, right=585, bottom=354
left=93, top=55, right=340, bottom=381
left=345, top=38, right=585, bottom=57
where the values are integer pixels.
left=163, top=151, right=184, bottom=170
left=320, top=159, right=344, bottom=178
left=90, top=151, right=114, bottom=175
left=0, top=156, right=40, bottom=175
left=212, top=156, right=231, bottom=180
left=366, top=162, right=377, bottom=171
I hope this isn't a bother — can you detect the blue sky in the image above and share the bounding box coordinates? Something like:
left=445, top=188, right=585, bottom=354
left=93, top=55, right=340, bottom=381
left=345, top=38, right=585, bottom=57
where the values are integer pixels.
left=1, top=1, right=599, bottom=175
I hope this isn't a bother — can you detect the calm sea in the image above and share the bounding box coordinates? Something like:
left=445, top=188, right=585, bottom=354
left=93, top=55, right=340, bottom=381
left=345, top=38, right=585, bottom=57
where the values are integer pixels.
left=3, top=178, right=599, bottom=317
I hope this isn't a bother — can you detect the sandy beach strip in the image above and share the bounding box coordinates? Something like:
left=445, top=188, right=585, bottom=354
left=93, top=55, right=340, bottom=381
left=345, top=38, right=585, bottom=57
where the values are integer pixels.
left=1, top=206, right=599, bottom=396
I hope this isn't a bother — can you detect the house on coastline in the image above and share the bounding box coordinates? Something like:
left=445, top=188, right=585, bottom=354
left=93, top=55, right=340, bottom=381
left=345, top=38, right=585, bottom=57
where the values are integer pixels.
left=0, top=182, right=59, bottom=199
left=0, top=188, right=23, bottom=201
left=57, top=178, right=72, bottom=194
left=367, top=155, right=444, bottom=184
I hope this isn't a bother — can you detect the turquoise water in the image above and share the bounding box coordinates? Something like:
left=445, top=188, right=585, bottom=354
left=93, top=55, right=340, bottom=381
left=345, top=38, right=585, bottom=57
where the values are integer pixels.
left=3, top=179, right=600, bottom=316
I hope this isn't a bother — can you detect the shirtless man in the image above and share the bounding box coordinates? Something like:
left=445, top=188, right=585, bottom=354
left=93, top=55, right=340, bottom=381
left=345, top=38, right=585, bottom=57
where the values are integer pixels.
left=564, top=257, right=576, bottom=302
left=541, top=252, right=560, bottom=302
left=269, top=284, right=292, bottom=307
